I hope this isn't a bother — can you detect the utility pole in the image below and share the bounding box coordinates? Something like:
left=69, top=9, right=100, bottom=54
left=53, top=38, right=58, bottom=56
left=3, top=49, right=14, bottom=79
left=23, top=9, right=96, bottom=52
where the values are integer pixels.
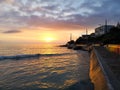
left=86, top=28, right=88, bottom=35
left=70, top=33, right=72, bottom=41
left=105, top=19, right=107, bottom=33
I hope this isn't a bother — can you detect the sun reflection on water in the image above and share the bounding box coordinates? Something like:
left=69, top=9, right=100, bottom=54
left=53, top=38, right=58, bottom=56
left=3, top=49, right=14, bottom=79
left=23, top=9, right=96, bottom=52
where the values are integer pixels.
left=0, top=44, right=90, bottom=90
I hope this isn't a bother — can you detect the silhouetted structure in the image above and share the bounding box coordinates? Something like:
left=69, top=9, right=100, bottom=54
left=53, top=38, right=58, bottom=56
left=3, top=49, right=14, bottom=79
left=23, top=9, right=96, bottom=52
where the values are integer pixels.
left=117, top=22, right=120, bottom=29
left=95, top=25, right=114, bottom=36
left=75, top=22, right=120, bottom=45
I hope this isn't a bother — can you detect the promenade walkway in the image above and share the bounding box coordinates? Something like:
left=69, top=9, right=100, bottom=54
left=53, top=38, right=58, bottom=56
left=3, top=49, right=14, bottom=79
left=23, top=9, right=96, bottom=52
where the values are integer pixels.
left=90, top=46, right=120, bottom=90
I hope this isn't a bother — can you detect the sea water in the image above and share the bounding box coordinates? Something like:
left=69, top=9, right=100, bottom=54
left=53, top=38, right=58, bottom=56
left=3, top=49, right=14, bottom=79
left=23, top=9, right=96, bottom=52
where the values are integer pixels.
left=0, top=44, right=92, bottom=90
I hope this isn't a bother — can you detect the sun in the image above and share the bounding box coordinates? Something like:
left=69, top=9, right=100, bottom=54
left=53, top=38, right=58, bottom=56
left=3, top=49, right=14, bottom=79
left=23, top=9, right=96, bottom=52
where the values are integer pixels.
left=39, top=32, right=57, bottom=43
left=44, top=37, right=55, bottom=42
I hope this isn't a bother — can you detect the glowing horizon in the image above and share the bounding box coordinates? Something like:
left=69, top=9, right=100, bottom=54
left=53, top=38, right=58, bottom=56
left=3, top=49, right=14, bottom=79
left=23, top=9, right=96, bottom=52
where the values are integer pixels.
left=0, top=0, right=119, bottom=44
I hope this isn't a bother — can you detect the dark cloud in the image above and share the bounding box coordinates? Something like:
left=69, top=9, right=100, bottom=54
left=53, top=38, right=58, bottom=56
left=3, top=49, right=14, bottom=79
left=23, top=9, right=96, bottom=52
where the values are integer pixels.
left=3, top=30, right=21, bottom=34
left=26, top=15, right=82, bottom=30
left=0, top=0, right=4, bottom=3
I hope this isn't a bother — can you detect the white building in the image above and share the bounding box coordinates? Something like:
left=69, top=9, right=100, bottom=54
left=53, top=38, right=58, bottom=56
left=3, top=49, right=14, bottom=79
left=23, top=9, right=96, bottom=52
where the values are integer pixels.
left=95, top=25, right=114, bottom=36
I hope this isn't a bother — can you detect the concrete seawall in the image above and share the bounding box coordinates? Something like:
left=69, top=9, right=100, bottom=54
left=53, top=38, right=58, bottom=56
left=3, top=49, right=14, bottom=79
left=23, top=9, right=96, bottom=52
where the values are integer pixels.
left=89, top=47, right=120, bottom=90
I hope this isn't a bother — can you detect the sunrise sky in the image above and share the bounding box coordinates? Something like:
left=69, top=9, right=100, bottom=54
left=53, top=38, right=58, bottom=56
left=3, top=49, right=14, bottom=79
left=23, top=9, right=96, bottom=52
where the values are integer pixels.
left=0, top=0, right=120, bottom=44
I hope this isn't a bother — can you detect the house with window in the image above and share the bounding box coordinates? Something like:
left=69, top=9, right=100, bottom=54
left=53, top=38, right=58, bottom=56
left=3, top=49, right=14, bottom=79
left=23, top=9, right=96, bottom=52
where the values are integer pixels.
left=95, top=25, right=115, bottom=36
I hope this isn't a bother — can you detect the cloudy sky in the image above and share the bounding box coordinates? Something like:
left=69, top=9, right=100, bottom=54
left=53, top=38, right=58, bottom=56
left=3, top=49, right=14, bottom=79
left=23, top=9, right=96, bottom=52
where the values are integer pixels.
left=0, top=0, right=120, bottom=44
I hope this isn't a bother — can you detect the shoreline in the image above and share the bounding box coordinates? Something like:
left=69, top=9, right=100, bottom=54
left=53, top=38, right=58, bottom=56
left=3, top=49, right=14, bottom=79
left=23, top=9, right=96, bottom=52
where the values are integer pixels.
left=65, top=44, right=120, bottom=90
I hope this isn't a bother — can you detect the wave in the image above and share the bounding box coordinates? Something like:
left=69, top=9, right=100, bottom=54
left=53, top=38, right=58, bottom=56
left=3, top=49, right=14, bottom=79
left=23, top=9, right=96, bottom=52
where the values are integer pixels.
left=0, top=53, right=76, bottom=60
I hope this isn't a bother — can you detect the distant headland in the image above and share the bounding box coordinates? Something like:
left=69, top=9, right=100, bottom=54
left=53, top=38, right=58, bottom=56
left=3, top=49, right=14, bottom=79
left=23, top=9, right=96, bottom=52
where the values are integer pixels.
left=66, top=21, right=120, bottom=47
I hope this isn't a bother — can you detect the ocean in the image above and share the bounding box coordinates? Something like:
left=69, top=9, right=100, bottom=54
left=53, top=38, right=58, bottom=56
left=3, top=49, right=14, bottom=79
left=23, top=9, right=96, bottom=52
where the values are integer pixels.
left=0, top=44, right=92, bottom=90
